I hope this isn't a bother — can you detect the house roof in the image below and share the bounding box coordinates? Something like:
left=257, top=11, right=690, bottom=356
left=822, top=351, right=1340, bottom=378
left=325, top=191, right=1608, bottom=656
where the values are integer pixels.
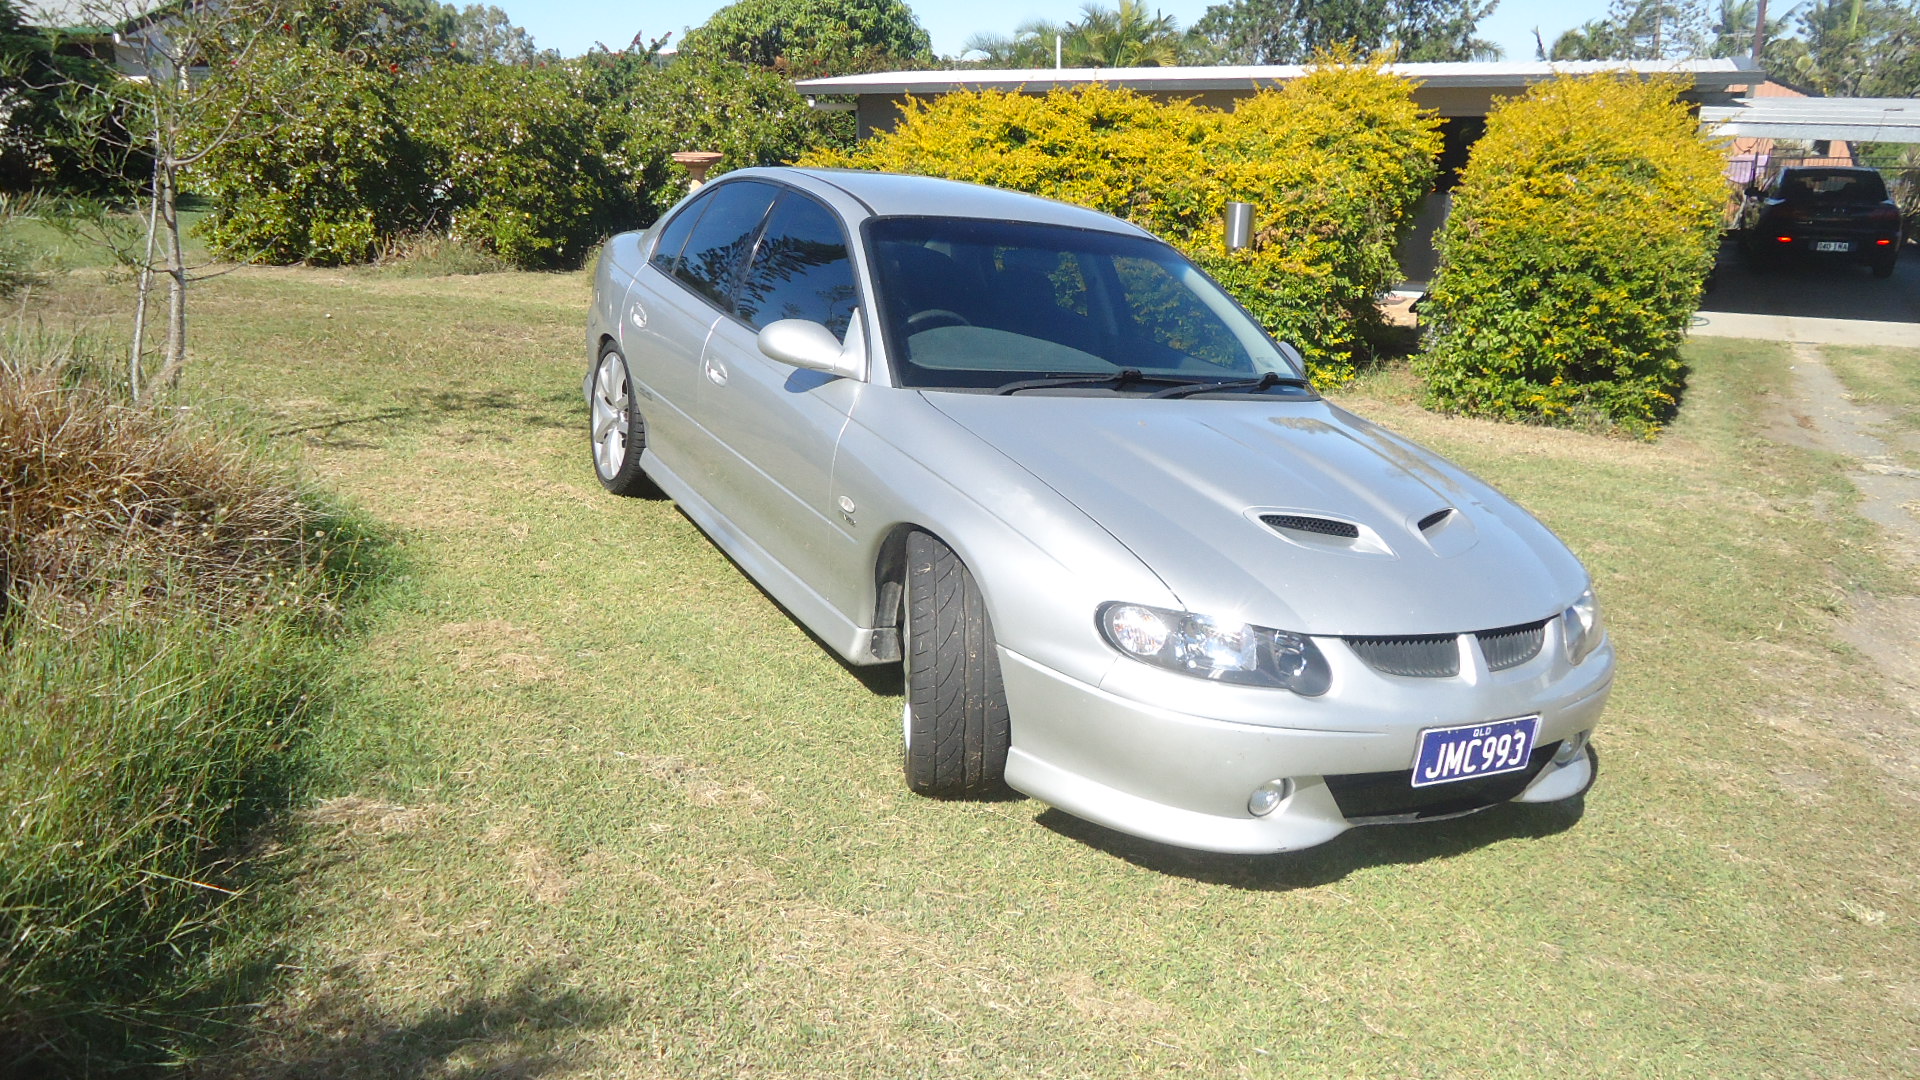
left=1700, top=97, right=1920, bottom=143
left=19, top=0, right=176, bottom=34
left=795, top=58, right=1760, bottom=98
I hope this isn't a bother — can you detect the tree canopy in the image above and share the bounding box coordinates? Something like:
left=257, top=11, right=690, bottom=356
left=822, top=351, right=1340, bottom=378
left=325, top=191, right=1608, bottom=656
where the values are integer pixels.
left=1539, top=0, right=1920, bottom=97
left=681, top=0, right=934, bottom=76
left=1191, top=0, right=1502, bottom=63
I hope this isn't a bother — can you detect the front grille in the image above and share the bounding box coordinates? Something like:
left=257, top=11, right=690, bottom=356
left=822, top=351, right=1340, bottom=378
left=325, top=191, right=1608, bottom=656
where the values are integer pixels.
left=1325, top=742, right=1560, bottom=821
left=1346, top=635, right=1459, bottom=677
left=1261, top=514, right=1359, bottom=539
left=1476, top=620, right=1547, bottom=671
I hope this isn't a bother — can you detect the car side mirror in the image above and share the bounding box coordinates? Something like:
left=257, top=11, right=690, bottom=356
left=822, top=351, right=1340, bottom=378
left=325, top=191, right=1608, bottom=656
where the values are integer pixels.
left=757, top=316, right=866, bottom=380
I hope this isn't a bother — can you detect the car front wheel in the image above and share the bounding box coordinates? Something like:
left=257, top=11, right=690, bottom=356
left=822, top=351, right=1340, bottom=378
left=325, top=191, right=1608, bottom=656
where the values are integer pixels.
left=902, top=530, right=1010, bottom=797
left=590, top=345, right=655, bottom=496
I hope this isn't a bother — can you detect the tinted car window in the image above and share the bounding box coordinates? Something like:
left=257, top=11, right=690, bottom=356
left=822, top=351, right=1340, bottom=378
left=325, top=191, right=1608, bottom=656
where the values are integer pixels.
left=869, top=216, right=1297, bottom=391
left=648, top=190, right=711, bottom=275
left=674, top=181, right=779, bottom=310
left=736, top=193, right=858, bottom=340
left=1776, top=169, right=1890, bottom=204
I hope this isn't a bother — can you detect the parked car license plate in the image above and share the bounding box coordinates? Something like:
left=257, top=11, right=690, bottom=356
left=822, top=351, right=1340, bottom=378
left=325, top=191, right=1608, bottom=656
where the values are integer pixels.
left=1815, top=241, right=1851, bottom=253
left=1411, top=716, right=1540, bottom=788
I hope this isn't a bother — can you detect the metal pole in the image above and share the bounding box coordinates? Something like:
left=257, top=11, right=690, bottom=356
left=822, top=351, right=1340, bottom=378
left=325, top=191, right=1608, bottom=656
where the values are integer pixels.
left=1224, top=202, right=1254, bottom=251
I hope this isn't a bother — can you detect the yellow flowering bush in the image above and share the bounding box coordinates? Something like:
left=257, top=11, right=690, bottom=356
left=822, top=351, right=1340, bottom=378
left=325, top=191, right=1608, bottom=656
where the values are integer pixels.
left=1414, top=75, right=1727, bottom=436
left=804, top=59, right=1440, bottom=387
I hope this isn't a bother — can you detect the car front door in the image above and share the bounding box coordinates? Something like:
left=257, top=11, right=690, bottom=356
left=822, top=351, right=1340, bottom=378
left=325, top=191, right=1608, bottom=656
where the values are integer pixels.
left=692, top=189, right=868, bottom=614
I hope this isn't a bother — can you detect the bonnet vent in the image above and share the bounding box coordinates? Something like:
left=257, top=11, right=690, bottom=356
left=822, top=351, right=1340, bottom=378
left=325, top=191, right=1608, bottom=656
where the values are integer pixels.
left=1261, top=514, right=1359, bottom=540
left=1417, top=508, right=1455, bottom=532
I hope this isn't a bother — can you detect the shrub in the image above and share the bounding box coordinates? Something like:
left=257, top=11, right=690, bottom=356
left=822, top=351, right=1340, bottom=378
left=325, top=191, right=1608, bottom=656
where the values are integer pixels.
left=628, top=56, right=853, bottom=220
left=403, top=61, right=640, bottom=269
left=1199, top=62, right=1442, bottom=383
left=195, top=44, right=421, bottom=266
left=0, top=357, right=385, bottom=1070
left=1414, top=75, right=1727, bottom=436
left=803, top=61, right=1440, bottom=386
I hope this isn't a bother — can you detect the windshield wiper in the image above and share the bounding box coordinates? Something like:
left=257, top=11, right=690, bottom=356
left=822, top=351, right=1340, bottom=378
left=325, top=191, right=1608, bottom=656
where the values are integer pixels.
left=1147, top=371, right=1311, bottom=399
left=993, top=369, right=1211, bottom=396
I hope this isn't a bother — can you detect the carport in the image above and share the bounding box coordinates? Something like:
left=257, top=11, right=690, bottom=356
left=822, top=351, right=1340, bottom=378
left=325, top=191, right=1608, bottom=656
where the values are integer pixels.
left=1692, top=96, right=1920, bottom=345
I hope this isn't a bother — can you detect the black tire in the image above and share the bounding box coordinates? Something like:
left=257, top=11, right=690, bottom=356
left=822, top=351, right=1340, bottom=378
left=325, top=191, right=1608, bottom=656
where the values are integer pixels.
left=1871, top=255, right=1897, bottom=279
left=903, top=531, right=1010, bottom=797
left=589, top=344, right=656, bottom=497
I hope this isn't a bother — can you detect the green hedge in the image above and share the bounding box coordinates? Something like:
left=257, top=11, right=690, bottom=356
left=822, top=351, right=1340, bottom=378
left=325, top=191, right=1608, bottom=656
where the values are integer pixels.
left=1414, top=75, right=1727, bottom=435
left=196, top=44, right=419, bottom=266
left=193, top=51, right=841, bottom=271
left=403, top=62, right=637, bottom=269
left=802, top=61, right=1441, bottom=386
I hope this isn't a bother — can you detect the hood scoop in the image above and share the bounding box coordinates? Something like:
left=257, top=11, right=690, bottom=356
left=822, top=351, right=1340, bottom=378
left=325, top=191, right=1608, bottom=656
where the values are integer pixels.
left=1261, top=513, right=1359, bottom=539
left=1254, top=509, right=1392, bottom=557
left=1414, top=504, right=1477, bottom=558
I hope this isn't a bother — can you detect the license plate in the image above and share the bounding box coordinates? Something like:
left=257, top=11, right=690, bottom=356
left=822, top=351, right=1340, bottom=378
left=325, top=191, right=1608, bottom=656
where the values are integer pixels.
left=1411, top=716, right=1540, bottom=788
left=1815, top=241, right=1851, bottom=253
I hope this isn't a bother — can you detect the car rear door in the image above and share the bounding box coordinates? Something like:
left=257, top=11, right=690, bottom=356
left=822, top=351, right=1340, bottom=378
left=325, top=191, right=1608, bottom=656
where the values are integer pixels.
left=628, top=181, right=780, bottom=485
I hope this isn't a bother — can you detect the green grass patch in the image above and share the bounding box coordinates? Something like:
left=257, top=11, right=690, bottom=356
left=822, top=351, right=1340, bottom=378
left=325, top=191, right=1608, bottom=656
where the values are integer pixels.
left=0, top=206, right=212, bottom=274
left=18, top=266, right=1920, bottom=1076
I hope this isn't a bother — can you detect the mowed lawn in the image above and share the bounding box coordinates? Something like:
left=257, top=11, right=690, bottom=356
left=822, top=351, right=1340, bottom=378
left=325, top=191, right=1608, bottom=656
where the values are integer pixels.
left=38, top=265, right=1918, bottom=1076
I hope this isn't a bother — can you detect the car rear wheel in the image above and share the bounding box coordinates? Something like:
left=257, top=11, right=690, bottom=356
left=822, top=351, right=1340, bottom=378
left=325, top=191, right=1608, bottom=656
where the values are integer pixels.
left=1872, top=253, right=1897, bottom=279
left=590, top=345, right=656, bottom=497
left=902, top=531, right=1010, bottom=797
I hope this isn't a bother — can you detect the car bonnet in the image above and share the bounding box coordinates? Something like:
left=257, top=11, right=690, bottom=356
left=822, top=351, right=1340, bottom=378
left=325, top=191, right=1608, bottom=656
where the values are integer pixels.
left=922, top=393, right=1589, bottom=637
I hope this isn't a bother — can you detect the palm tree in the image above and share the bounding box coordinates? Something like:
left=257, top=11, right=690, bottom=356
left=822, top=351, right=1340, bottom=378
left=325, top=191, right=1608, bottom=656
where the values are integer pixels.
left=1067, top=0, right=1186, bottom=67
left=964, top=1, right=1197, bottom=68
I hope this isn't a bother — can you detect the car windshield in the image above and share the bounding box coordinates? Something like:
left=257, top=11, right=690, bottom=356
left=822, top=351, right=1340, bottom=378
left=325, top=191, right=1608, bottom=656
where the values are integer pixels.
left=1778, top=169, right=1890, bottom=205
left=866, top=216, right=1306, bottom=393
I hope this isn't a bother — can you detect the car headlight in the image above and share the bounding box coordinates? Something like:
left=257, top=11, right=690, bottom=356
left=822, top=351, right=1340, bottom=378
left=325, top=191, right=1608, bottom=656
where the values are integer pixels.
left=1097, top=602, right=1331, bottom=696
left=1562, top=588, right=1605, bottom=665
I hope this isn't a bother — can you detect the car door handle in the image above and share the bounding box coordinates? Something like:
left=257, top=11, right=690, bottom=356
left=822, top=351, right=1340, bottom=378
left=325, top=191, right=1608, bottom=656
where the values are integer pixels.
left=704, top=357, right=728, bottom=387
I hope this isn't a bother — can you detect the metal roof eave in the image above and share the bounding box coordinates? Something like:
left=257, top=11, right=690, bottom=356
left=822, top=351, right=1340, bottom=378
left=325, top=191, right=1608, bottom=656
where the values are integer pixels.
left=1701, top=98, right=1920, bottom=144
left=795, top=58, right=1759, bottom=99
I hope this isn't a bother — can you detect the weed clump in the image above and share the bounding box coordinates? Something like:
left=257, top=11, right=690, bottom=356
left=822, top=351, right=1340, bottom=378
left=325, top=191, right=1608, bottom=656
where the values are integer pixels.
left=375, top=230, right=513, bottom=277
left=0, top=349, right=386, bottom=1070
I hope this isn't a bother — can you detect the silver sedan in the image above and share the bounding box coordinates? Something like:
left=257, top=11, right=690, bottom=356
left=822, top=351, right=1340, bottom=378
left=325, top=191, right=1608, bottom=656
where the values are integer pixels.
left=586, top=167, right=1612, bottom=854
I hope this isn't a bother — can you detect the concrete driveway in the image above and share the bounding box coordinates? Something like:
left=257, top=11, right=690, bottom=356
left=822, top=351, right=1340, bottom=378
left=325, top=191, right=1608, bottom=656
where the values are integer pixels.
left=1692, top=237, right=1919, bottom=347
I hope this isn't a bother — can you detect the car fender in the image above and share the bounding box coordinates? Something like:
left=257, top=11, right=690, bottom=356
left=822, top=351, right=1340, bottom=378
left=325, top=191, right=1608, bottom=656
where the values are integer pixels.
left=830, top=389, right=1180, bottom=687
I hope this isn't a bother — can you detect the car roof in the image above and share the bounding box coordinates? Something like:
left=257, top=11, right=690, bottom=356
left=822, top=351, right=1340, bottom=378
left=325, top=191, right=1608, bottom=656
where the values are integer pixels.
left=1779, top=166, right=1881, bottom=177
left=724, top=167, right=1154, bottom=238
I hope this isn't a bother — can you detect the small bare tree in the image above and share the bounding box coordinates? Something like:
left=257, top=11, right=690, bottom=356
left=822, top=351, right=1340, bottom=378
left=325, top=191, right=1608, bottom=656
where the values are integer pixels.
left=50, top=0, right=305, bottom=401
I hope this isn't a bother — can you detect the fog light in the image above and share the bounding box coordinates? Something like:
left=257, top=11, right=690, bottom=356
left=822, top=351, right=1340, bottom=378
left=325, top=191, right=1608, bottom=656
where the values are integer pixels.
left=1554, top=730, right=1590, bottom=766
left=1248, top=778, right=1294, bottom=817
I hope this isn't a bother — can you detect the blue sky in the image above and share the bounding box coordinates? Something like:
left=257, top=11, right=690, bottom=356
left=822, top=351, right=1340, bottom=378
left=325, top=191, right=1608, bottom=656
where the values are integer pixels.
left=494, top=0, right=1619, bottom=64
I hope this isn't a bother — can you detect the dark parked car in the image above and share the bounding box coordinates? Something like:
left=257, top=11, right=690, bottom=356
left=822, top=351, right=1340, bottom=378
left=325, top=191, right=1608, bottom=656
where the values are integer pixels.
left=1738, top=166, right=1904, bottom=277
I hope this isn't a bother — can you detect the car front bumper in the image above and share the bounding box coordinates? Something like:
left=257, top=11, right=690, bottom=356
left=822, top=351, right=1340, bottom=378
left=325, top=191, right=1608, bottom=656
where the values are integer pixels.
left=998, top=644, right=1612, bottom=855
